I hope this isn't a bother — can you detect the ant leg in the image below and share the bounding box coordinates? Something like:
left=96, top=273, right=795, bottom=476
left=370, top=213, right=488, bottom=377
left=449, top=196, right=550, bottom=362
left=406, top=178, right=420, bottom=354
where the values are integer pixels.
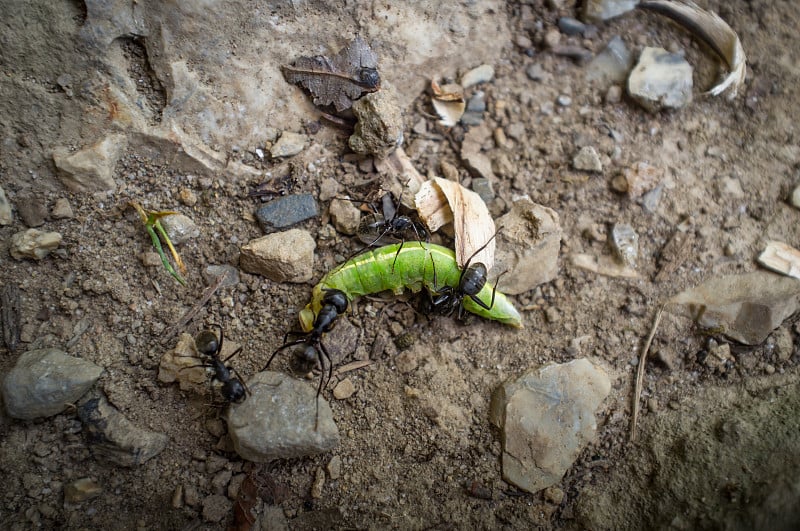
left=262, top=339, right=306, bottom=372
left=391, top=238, right=405, bottom=273
left=460, top=232, right=499, bottom=273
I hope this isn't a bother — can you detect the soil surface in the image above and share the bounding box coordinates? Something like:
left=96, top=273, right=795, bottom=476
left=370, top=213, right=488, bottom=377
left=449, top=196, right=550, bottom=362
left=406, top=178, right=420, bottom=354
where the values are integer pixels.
left=1, top=1, right=800, bottom=530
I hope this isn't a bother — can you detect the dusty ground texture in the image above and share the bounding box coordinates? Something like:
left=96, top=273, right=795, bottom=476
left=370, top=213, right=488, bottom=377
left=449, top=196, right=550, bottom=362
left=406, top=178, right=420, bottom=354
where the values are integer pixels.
left=1, top=0, right=800, bottom=529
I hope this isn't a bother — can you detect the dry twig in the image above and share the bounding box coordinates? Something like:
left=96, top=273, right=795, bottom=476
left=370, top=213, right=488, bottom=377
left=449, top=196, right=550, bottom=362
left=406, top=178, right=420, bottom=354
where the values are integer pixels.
left=630, top=305, right=665, bottom=442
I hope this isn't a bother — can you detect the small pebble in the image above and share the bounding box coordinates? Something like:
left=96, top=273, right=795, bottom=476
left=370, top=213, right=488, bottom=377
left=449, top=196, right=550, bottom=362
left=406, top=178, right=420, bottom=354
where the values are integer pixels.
left=17, top=195, right=48, bottom=227
left=556, top=95, right=572, bottom=107
left=270, top=131, right=307, bottom=158
left=333, top=378, right=356, bottom=400
left=610, top=223, right=639, bottom=267
left=311, top=467, right=326, bottom=499
left=178, top=188, right=198, bottom=207
left=558, top=17, right=587, bottom=36
left=0, top=185, right=12, bottom=225
left=461, top=64, right=495, bottom=88
left=160, top=214, right=199, bottom=244
left=790, top=185, right=800, bottom=210
left=64, top=478, right=102, bottom=503
left=201, top=495, right=231, bottom=523
left=545, top=307, right=561, bottom=323
left=572, top=146, right=603, bottom=172
left=327, top=455, right=343, bottom=480
left=51, top=198, right=74, bottom=220
left=526, top=63, right=547, bottom=82
left=543, top=28, right=561, bottom=49
left=605, top=85, right=623, bottom=104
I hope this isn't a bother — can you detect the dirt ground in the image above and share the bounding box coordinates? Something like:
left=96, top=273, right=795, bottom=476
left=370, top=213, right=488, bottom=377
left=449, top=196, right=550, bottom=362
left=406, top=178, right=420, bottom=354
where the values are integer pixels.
left=1, top=1, right=800, bottom=529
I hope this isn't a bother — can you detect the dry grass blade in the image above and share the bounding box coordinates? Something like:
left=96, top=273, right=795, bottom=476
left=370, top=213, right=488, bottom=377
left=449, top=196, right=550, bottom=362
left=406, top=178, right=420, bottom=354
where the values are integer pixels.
left=630, top=305, right=664, bottom=443
left=159, top=271, right=229, bottom=345
left=639, top=0, right=746, bottom=98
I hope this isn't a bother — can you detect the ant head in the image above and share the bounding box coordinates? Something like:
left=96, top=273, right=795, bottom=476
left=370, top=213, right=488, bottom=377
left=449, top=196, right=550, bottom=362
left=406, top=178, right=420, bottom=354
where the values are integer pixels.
left=321, top=289, right=349, bottom=315
left=195, top=329, right=220, bottom=357
left=222, top=379, right=246, bottom=403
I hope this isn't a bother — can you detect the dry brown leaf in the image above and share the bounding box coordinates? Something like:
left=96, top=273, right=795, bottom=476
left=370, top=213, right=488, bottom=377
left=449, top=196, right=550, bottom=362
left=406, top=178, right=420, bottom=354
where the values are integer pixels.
left=639, top=0, right=746, bottom=98
left=415, top=177, right=495, bottom=270
left=757, top=241, right=800, bottom=280
left=282, top=36, right=381, bottom=112
left=431, top=80, right=465, bottom=127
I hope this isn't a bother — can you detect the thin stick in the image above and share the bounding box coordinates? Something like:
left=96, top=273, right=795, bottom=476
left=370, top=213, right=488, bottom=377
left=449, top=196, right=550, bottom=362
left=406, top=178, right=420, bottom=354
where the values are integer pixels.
left=160, top=271, right=229, bottom=345
left=333, top=360, right=372, bottom=377
left=630, top=304, right=664, bottom=443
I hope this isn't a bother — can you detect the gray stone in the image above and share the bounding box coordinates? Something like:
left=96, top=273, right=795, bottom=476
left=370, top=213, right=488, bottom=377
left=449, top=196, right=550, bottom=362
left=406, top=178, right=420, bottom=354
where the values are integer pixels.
left=669, top=271, right=800, bottom=345
left=255, top=194, right=318, bottom=233
left=203, top=264, right=240, bottom=287
left=240, top=229, right=316, bottom=283
left=610, top=223, right=639, bottom=267
left=573, top=146, right=603, bottom=172
left=160, top=213, right=199, bottom=244
left=628, top=47, right=693, bottom=113
left=461, top=64, right=495, bottom=88
left=2, top=348, right=104, bottom=419
left=495, top=198, right=562, bottom=295
left=472, top=178, right=495, bottom=203
left=349, top=88, right=404, bottom=158
left=0, top=186, right=12, bottom=225
left=329, top=198, right=361, bottom=236
left=77, top=394, right=169, bottom=466
left=52, top=133, right=127, bottom=192
left=270, top=131, right=307, bottom=159
left=582, top=0, right=638, bottom=23
left=17, top=195, right=48, bottom=227
left=490, top=359, right=611, bottom=493
left=227, top=371, right=339, bottom=462
left=525, top=63, right=547, bottom=82
left=9, top=229, right=62, bottom=260
left=558, top=17, right=588, bottom=36
left=586, top=36, right=633, bottom=85
left=201, top=495, right=231, bottom=523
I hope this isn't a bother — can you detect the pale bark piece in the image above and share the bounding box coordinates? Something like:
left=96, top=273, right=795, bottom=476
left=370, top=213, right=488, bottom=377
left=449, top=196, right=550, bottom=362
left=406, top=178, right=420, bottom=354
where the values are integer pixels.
left=758, top=241, right=800, bottom=280
left=282, top=36, right=380, bottom=112
left=430, top=80, right=465, bottom=127
left=415, top=177, right=495, bottom=270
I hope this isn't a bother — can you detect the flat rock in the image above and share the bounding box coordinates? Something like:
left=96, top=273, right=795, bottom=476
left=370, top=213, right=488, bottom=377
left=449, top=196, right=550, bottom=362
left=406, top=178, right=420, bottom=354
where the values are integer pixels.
left=490, top=358, right=611, bottom=493
left=255, top=194, right=318, bottom=233
left=52, top=133, right=127, bottom=192
left=329, top=198, right=361, bottom=236
left=51, top=198, right=75, bottom=220
left=2, top=348, right=104, bottom=419
left=77, top=394, right=169, bottom=466
left=495, top=198, right=562, bottom=295
left=270, top=131, right=307, bottom=158
left=628, top=47, right=693, bottom=113
left=17, top=194, right=48, bottom=227
left=9, top=229, right=62, bottom=260
left=239, top=229, right=316, bottom=283
left=586, top=35, right=633, bottom=85
left=669, top=271, right=800, bottom=345
left=349, top=87, right=404, bottom=158
left=227, top=371, right=339, bottom=462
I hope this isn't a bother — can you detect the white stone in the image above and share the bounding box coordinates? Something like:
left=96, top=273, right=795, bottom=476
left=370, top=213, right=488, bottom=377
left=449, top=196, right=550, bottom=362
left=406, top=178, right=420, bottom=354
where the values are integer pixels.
left=628, top=47, right=693, bottom=113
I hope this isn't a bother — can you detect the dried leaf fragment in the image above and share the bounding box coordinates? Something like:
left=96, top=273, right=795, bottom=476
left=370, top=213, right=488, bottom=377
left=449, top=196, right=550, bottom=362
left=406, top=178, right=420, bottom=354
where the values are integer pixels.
left=757, top=241, right=800, bottom=280
left=638, top=0, right=746, bottom=98
left=415, top=177, right=495, bottom=270
left=282, top=36, right=381, bottom=112
left=431, top=80, right=465, bottom=127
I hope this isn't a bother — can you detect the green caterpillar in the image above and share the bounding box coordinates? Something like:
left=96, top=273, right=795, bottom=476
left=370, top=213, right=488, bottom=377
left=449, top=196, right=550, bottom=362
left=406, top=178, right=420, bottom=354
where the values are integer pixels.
left=298, top=241, right=523, bottom=331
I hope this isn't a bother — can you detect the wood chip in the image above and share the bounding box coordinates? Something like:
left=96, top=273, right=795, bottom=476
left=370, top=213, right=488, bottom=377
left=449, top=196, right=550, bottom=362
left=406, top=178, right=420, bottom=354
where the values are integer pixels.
left=757, top=241, right=800, bottom=280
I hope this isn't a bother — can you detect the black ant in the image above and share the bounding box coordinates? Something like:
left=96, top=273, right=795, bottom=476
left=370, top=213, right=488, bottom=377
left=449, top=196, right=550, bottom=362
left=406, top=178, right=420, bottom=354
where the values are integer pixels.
left=261, top=289, right=349, bottom=428
left=424, top=234, right=503, bottom=322
left=344, top=191, right=429, bottom=268
left=192, top=324, right=248, bottom=404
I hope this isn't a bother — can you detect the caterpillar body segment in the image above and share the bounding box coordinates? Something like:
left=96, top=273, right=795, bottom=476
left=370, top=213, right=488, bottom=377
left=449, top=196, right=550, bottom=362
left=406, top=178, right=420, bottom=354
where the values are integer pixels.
left=299, top=242, right=522, bottom=331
